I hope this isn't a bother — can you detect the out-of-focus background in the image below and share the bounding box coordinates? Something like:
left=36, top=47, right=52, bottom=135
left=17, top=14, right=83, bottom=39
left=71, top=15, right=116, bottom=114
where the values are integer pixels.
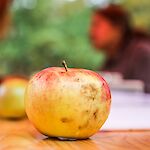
left=0, top=1, right=150, bottom=145
left=0, top=0, right=149, bottom=76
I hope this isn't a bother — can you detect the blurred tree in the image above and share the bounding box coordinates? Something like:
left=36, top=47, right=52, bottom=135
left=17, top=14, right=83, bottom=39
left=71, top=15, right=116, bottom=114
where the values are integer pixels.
left=0, top=0, right=149, bottom=76
left=0, top=0, right=103, bottom=75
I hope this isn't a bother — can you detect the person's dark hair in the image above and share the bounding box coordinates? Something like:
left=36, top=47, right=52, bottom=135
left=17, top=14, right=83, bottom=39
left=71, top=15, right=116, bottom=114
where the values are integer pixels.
left=94, top=4, right=149, bottom=40
left=94, top=4, right=132, bottom=38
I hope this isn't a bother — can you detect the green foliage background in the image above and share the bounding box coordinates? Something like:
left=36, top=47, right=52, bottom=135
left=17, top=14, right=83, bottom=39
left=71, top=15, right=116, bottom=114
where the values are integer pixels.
left=0, top=0, right=149, bottom=75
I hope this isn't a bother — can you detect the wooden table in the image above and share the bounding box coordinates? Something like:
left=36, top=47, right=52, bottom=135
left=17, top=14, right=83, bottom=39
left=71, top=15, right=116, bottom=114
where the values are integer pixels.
left=0, top=119, right=149, bottom=150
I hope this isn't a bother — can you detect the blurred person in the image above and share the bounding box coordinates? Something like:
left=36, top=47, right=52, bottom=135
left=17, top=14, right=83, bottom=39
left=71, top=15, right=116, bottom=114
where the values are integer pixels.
left=0, top=0, right=11, bottom=39
left=90, top=4, right=150, bottom=93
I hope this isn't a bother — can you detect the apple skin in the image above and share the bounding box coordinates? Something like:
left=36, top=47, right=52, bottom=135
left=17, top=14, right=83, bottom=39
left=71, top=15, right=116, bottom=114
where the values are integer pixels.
left=0, top=76, right=28, bottom=118
left=25, top=67, right=111, bottom=139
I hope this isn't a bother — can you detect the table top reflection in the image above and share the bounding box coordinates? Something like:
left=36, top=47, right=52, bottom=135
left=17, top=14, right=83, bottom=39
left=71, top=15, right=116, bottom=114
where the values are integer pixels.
left=0, top=119, right=150, bottom=150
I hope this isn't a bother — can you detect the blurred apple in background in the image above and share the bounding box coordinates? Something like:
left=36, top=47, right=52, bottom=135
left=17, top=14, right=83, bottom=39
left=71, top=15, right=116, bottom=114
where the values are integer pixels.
left=0, top=76, right=28, bottom=119
left=25, top=61, right=111, bottom=139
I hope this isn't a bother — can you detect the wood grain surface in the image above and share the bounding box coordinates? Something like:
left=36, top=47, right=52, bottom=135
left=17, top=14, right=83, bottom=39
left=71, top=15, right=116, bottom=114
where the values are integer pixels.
left=0, top=119, right=149, bottom=150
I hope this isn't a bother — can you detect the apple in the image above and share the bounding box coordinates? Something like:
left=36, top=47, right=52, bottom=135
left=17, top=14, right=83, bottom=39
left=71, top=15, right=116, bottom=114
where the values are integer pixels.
left=25, top=61, right=111, bottom=139
left=0, top=76, right=28, bottom=118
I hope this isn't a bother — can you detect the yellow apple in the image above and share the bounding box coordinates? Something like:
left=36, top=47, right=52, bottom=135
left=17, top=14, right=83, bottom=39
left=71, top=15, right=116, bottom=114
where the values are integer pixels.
left=0, top=76, right=28, bottom=118
left=25, top=62, right=111, bottom=139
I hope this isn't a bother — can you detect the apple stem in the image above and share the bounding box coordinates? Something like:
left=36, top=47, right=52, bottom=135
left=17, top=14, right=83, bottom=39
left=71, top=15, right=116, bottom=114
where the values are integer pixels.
left=62, top=60, right=68, bottom=72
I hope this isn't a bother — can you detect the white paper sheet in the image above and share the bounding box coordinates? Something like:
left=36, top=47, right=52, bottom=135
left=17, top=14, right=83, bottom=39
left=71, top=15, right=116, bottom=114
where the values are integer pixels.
left=102, top=90, right=150, bottom=130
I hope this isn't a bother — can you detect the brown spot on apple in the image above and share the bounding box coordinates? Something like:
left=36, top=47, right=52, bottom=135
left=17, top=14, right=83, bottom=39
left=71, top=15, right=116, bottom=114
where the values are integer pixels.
left=78, top=120, right=89, bottom=130
left=61, top=117, right=72, bottom=123
left=93, top=109, right=99, bottom=120
left=80, top=84, right=98, bottom=101
left=102, top=83, right=111, bottom=100
left=82, top=110, right=90, bottom=116
left=100, top=83, right=111, bottom=102
left=74, top=78, right=80, bottom=82
left=35, top=70, right=48, bottom=80
left=60, top=71, right=66, bottom=75
left=85, top=110, right=89, bottom=113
